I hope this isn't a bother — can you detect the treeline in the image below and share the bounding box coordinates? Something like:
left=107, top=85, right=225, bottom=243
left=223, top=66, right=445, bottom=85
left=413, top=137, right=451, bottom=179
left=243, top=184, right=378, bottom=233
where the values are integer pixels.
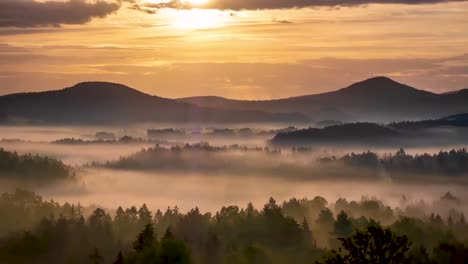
left=147, top=127, right=298, bottom=140
left=0, top=148, right=74, bottom=183
left=389, top=113, right=468, bottom=130
left=271, top=123, right=400, bottom=145
left=100, top=144, right=468, bottom=180
left=321, top=148, right=468, bottom=176
left=0, top=189, right=467, bottom=263
left=52, top=136, right=161, bottom=145
left=271, top=113, right=468, bottom=146
left=99, top=143, right=282, bottom=173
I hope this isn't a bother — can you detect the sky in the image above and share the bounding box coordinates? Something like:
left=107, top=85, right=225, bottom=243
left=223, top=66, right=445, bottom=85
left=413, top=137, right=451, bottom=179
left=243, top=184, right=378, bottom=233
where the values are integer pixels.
left=0, top=0, right=467, bottom=99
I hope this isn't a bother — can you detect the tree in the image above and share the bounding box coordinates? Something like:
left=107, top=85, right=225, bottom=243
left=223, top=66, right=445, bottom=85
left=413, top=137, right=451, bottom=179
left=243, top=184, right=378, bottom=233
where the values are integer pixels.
left=334, top=211, right=353, bottom=238
left=133, top=224, right=156, bottom=252
left=301, top=217, right=314, bottom=247
left=89, top=248, right=102, bottom=264
left=244, top=244, right=272, bottom=264
left=138, top=204, right=153, bottom=226
left=316, top=209, right=335, bottom=230
left=432, top=241, right=468, bottom=264
left=159, top=231, right=191, bottom=264
left=318, top=225, right=411, bottom=264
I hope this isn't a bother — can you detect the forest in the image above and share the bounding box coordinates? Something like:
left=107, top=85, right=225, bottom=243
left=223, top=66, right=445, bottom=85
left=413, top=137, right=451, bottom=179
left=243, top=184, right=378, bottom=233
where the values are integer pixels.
left=0, top=189, right=466, bottom=264
left=1, top=125, right=468, bottom=263
left=320, top=148, right=468, bottom=176
left=0, top=148, right=74, bottom=183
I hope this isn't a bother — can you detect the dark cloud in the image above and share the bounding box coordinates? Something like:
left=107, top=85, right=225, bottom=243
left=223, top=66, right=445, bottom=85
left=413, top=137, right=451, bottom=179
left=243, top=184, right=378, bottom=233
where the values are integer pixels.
left=0, top=0, right=121, bottom=28
left=141, top=0, right=468, bottom=11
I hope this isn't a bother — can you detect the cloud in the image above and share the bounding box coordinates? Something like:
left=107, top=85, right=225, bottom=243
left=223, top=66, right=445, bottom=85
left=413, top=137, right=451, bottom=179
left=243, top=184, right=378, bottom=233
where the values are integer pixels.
left=1, top=53, right=467, bottom=97
left=0, top=0, right=121, bottom=28
left=139, top=0, right=468, bottom=11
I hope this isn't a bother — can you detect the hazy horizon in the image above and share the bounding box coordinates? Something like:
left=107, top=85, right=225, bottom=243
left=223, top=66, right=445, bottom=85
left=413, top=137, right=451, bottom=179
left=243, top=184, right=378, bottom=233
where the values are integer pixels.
left=1, top=1, right=467, bottom=99
left=1, top=1, right=468, bottom=263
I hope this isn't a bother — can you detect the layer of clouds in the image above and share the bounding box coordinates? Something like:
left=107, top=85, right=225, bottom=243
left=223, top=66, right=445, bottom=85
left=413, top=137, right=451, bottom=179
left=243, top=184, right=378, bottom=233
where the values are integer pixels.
left=0, top=51, right=467, bottom=97
left=141, top=0, right=468, bottom=11
left=0, top=0, right=121, bottom=27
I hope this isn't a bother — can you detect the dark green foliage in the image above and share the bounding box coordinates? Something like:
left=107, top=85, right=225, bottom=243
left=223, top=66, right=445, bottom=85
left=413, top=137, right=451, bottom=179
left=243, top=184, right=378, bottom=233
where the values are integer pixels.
left=318, top=225, right=412, bottom=264
left=0, top=148, right=74, bottom=183
left=432, top=241, right=468, bottom=264
left=272, top=123, right=399, bottom=144
left=322, top=148, right=468, bottom=176
left=0, top=189, right=467, bottom=264
left=124, top=225, right=191, bottom=264
left=409, top=245, right=434, bottom=264
left=133, top=224, right=156, bottom=252
left=334, top=211, right=354, bottom=238
left=159, top=234, right=191, bottom=264
left=0, top=188, right=82, bottom=235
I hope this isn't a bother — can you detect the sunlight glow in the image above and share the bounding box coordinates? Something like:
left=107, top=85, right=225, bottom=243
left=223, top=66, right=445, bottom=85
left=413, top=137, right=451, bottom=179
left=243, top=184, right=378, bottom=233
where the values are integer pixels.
left=182, top=0, right=209, bottom=5
left=171, top=9, right=229, bottom=29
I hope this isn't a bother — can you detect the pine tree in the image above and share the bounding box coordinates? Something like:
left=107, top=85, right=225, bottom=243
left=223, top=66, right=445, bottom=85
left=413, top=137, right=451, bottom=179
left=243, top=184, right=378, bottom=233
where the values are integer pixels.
left=133, top=224, right=156, bottom=252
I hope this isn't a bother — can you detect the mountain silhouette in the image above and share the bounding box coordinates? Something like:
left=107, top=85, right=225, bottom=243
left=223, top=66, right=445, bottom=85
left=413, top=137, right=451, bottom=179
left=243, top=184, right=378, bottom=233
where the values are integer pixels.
left=334, top=76, right=434, bottom=97
left=179, top=77, right=468, bottom=122
left=0, top=82, right=307, bottom=124
left=1, top=78, right=467, bottom=124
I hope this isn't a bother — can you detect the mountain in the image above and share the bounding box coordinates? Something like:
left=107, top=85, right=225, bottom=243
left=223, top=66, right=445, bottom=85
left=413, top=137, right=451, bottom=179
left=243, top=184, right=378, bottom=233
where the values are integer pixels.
left=1, top=78, right=467, bottom=125
left=0, top=82, right=307, bottom=125
left=443, top=88, right=468, bottom=95
left=179, top=77, right=468, bottom=122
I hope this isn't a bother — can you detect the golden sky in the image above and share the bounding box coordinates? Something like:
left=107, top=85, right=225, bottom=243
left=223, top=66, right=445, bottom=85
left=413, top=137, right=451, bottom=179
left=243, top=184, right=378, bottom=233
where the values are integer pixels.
left=0, top=0, right=467, bottom=99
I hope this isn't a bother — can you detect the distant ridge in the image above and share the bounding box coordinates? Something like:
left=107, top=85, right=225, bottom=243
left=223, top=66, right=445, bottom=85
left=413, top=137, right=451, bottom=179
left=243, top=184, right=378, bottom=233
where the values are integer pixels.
left=335, top=76, right=435, bottom=97
left=179, top=77, right=468, bottom=122
left=443, top=88, right=468, bottom=95
left=1, top=77, right=467, bottom=124
left=0, top=82, right=307, bottom=125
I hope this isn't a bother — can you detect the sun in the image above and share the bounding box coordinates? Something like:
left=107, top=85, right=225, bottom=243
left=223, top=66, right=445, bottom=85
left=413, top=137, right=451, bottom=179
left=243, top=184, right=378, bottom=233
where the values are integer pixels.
left=172, top=9, right=226, bottom=29
left=182, top=0, right=209, bottom=6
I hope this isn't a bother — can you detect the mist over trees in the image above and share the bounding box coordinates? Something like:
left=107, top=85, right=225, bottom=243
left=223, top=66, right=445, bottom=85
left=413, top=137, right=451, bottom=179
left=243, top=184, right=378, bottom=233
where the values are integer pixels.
left=0, top=148, right=74, bottom=183
left=321, top=148, right=468, bottom=176
left=272, top=113, right=468, bottom=147
left=0, top=189, right=466, bottom=264
left=97, top=144, right=468, bottom=181
left=1, top=115, right=468, bottom=263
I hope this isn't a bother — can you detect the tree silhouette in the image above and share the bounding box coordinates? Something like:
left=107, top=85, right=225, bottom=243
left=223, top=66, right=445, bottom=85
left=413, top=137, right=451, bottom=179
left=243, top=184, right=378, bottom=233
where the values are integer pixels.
left=160, top=228, right=191, bottom=264
left=133, top=224, right=156, bottom=252
left=318, top=225, right=411, bottom=264
left=334, top=211, right=353, bottom=238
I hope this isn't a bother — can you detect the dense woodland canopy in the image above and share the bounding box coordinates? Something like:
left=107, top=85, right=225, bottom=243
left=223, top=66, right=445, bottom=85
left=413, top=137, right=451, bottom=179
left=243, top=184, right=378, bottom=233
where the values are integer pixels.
left=272, top=113, right=468, bottom=146
left=100, top=144, right=468, bottom=179
left=321, top=148, right=468, bottom=176
left=0, top=189, right=466, bottom=264
left=0, top=148, right=74, bottom=183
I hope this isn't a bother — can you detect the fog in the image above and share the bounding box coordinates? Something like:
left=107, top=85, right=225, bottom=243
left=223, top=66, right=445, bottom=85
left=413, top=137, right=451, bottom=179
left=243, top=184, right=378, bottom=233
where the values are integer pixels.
left=2, top=125, right=468, bottom=264
left=1, top=124, right=468, bottom=214
left=27, top=168, right=465, bottom=215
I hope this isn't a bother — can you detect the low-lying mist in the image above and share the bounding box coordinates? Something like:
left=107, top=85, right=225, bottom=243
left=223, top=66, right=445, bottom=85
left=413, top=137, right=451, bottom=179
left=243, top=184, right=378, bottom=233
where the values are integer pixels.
left=42, top=168, right=467, bottom=215
left=1, top=125, right=468, bottom=216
